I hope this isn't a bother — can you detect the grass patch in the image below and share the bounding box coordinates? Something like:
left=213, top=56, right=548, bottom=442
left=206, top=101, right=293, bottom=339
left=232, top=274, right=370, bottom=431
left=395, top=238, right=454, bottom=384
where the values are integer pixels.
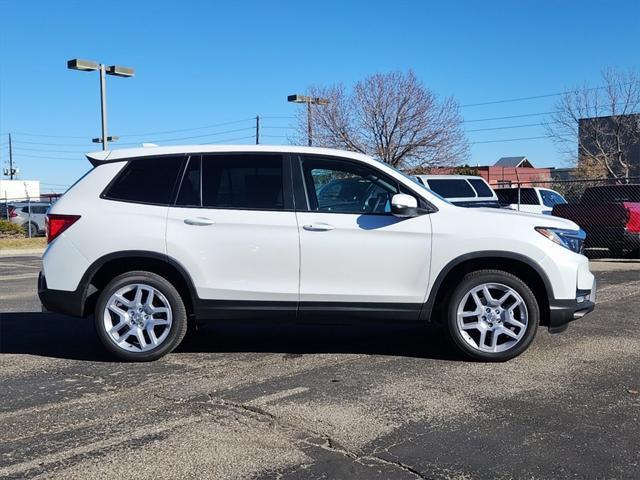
left=0, top=237, right=47, bottom=250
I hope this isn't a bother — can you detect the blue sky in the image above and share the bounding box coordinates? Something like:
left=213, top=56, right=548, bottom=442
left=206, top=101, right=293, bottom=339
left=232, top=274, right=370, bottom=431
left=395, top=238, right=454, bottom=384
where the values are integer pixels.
left=1, top=0, right=639, bottom=191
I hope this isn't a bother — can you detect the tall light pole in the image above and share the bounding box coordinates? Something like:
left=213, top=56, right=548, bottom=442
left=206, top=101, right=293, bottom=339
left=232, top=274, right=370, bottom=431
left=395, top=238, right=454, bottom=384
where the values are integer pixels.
left=287, top=94, right=329, bottom=146
left=67, top=59, right=135, bottom=150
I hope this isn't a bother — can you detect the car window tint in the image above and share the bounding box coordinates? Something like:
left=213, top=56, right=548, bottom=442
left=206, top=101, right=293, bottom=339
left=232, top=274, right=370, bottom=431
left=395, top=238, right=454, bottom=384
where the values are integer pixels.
left=426, top=179, right=475, bottom=198
left=201, top=154, right=284, bottom=210
left=468, top=179, right=494, bottom=198
left=582, top=185, right=640, bottom=203
left=540, top=189, right=566, bottom=207
left=176, top=156, right=201, bottom=206
left=495, top=188, right=539, bottom=205
left=104, top=156, right=184, bottom=205
left=302, top=157, right=398, bottom=214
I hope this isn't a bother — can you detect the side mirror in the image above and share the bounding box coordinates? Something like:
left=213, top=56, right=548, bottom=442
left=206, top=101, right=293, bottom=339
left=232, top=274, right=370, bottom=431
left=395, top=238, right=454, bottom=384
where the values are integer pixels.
left=391, top=193, right=418, bottom=218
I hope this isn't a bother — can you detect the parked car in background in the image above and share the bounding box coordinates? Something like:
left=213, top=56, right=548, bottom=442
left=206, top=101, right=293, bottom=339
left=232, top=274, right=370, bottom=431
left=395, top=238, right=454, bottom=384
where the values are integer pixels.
left=552, top=184, right=640, bottom=257
left=414, top=175, right=503, bottom=208
left=0, top=201, right=50, bottom=236
left=39, top=145, right=595, bottom=362
left=495, top=187, right=566, bottom=215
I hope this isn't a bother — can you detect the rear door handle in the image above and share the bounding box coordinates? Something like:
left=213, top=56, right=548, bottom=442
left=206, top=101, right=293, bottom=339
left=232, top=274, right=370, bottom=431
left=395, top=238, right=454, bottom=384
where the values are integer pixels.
left=184, top=217, right=215, bottom=226
left=303, top=223, right=335, bottom=232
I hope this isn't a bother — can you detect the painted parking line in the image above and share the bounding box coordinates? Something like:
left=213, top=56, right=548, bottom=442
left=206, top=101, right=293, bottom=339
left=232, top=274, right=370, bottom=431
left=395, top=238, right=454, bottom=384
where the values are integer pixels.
left=247, top=387, right=310, bottom=406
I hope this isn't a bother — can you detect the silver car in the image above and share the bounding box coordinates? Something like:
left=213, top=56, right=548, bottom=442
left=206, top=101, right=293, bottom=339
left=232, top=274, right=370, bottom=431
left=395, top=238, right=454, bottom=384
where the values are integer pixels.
left=0, top=201, right=50, bottom=236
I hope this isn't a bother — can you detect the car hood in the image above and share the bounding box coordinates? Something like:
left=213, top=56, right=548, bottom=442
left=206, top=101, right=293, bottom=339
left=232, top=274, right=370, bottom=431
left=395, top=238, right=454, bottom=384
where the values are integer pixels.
left=459, top=205, right=580, bottom=230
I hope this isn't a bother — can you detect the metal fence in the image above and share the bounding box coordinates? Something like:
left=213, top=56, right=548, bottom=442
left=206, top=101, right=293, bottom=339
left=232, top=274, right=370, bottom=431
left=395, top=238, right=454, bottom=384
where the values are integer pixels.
left=1, top=195, right=53, bottom=238
left=493, top=177, right=640, bottom=259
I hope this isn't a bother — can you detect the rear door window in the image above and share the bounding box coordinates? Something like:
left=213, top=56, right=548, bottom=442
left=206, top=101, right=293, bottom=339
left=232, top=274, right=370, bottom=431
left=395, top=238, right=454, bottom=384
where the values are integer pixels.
left=496, top=188, right=539, bottom=205
left=103, top=155, right=184, bottom=205
left=540, top=189, right=566, bottom=207
left=427, top=179, right=475, bottom=198
left=200, top=154, right=285, bottom=210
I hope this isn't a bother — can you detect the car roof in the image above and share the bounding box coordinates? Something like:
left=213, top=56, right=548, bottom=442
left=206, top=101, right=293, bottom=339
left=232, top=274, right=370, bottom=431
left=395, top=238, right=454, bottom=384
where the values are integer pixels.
left=415, top=175, right=488, bottom=181
left=85, top=144, right=373, bottom=165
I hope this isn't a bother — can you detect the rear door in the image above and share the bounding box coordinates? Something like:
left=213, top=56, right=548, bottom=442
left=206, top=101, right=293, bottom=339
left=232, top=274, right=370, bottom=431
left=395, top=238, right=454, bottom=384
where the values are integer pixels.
left=166, top=153, right=299, bottom=319
left=293, top=154, right=432, bottom=320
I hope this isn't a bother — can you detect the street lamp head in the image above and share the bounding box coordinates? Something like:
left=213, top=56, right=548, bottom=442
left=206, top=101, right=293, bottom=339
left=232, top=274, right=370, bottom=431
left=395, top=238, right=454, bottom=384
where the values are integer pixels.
left=288, top=94, right=309, bottom=103
left=107, top=65, right=135, bottom=77
left=67, top=58, right=99, bottom=71
left=92, top=136, right=119, bottom=143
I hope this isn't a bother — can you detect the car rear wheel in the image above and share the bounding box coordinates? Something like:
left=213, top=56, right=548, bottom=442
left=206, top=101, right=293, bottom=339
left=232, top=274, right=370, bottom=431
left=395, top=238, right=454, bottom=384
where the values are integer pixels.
left=446, top=270, right=539, bottom=361
left=94, top=271, right=188, bottom=361
left=23, top=221, right=38, bottom=237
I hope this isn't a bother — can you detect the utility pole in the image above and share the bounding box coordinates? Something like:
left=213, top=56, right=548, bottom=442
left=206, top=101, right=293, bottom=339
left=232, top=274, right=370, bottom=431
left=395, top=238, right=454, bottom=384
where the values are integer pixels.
left=287, top=94, right=329, bottom=147
left=8, top=133, right=14, bottom=180
left=255, top=115, right=260, bottom=144
left=99, top=64, right=108, bottom=150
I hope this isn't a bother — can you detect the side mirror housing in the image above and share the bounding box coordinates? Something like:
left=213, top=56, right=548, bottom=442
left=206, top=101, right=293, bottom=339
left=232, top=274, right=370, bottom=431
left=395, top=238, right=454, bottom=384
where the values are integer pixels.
left=391, top=193, right=418, bottom=218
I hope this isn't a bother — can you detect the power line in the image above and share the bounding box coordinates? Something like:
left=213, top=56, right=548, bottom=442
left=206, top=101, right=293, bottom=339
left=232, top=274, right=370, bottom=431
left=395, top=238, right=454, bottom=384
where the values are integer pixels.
left=117, top=117, right=256, bottom=138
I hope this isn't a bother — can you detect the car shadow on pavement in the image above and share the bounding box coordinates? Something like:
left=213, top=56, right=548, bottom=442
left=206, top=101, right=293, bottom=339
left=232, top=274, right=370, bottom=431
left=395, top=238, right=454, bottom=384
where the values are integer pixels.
left=178, top=321, right=463, bottom=361
left=0, top=312, right=463, bottom=362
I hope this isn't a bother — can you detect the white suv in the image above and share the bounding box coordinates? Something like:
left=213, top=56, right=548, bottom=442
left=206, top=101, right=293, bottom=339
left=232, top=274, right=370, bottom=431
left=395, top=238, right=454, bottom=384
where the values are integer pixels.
left=39, top=146, right=596, bottom=362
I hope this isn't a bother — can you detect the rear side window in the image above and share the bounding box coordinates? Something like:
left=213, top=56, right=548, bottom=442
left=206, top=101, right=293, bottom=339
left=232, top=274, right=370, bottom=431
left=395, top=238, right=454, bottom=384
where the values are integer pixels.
left=582, top=185, right=640, bottom=203
left=104, top=156, right=184, bottom=205
left=495, top=188, right=539, bottom=205
left=197, top=154, right=284, bottom=210
left=468, top=179, right=494, bottom=198
left=427, top=179, right=475, bottom=198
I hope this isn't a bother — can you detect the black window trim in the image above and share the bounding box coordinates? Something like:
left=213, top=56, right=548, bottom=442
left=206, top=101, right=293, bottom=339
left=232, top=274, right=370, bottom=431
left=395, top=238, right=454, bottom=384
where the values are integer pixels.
left=293, top=153, right=436, bottom=215
left=170, top=151, right=295, bottom=212
left=100, top=154, right=187, bottom=207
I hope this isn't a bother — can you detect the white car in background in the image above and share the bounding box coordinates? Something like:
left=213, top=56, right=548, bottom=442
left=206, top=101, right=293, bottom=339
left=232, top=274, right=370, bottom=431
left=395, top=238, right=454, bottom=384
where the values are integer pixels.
left=495, top=187, right=567, bottom=215
left=414, top=175, right=504, bottom=208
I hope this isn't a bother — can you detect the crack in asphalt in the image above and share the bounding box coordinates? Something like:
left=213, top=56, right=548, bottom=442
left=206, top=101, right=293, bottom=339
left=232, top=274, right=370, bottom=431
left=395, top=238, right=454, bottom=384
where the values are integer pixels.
left=155, top=392, right=432, bottom=480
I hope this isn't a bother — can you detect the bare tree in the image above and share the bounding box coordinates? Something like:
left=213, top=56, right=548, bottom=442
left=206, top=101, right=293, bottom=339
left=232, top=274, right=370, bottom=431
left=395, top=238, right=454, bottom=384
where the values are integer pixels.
left=292, top=71, right=468, bottom=169
left=545, top=68, right=640, bottom=180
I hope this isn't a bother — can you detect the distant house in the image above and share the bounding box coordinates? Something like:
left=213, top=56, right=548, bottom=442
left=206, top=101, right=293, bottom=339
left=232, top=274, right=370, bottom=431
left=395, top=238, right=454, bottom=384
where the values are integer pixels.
left=424, top=156, right=552, bottom=187
left=493, top=156, right=535, bottom=168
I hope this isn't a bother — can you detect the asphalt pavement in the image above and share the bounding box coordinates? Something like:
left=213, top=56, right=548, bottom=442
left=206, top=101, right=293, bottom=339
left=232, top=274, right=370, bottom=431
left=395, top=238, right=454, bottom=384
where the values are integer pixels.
left=0, top=255, right=639, bottom=479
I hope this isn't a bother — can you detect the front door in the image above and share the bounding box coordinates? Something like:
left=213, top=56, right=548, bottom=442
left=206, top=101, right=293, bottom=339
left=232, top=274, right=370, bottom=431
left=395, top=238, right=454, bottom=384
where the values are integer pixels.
left=166, top=153, right=299, bottom=319
left=294, top=155, right=432, bottom=321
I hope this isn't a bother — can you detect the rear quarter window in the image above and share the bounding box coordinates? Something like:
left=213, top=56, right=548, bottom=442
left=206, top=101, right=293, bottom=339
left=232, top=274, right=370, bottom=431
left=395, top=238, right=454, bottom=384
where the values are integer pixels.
left=103, top=155, right=184, bottom=205
left=468, top=179, right=494, bottom=198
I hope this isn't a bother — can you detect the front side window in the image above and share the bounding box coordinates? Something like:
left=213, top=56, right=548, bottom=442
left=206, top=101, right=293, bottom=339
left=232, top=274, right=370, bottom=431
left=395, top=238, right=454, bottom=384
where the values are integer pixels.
left=468, top=179, right=494, bottom=198
left=302, top=157, right=398, bottom=214
left=540, top=189, right=566, bottom=207
left=195, top=154, right=284, bottom=210
left=104, top=155, right=184, bottom=205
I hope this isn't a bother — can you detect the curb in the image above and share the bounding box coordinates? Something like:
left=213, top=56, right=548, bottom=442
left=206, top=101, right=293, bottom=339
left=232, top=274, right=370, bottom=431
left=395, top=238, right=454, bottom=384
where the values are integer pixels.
left=0, top=248, right=44, bottom=257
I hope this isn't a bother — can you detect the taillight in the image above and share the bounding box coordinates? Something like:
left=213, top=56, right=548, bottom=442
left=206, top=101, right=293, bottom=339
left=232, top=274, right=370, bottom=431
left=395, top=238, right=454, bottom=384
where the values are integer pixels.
left=46, top=214, right=81, bottom=243
left=8, top=207, right=17, bottom=218
left=624, top=203, right=640, bottom=233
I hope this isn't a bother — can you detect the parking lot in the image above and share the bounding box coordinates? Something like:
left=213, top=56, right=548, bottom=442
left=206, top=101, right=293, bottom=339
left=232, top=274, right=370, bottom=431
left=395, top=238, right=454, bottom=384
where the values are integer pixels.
left=0, top=254, right=638, bottom=479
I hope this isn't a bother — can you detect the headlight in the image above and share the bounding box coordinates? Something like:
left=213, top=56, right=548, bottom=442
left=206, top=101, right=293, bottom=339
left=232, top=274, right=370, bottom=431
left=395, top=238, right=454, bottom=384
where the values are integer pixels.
left=535, top=227, right=586, bottom=254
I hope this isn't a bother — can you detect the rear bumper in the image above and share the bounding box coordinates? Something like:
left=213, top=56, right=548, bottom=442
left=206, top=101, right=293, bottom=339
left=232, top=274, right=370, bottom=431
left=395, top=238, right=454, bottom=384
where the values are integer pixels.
left=38, top=272, right=85, bottom=317
left=548, top=283, right=596, bottom=333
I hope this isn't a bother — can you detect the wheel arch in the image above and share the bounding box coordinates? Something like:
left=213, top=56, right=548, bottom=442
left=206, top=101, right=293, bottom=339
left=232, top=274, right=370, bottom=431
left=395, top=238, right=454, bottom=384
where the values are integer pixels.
left=78, top=251, right=197, bottom=317
left=421, top=251, right=553, bottom=327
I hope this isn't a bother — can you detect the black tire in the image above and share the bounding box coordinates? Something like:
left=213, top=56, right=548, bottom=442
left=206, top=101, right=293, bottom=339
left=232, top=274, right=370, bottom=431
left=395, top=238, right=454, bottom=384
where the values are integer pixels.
left=94, top=271, right=188, bottom=361
left=446, top=269, right=540, bottom=362
left=23, top=222, right=38, bottom=237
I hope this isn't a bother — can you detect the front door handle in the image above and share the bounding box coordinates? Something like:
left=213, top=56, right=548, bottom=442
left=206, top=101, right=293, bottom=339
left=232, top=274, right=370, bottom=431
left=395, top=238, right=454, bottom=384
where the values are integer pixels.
left=184, top=217, right=215, bottom=226
left=303, top=223, right=335, bottom=232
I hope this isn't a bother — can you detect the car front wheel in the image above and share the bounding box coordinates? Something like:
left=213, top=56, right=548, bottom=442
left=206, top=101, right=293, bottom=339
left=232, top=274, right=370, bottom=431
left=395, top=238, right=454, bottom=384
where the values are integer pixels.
left=94, top=271, right=188, bottom=361
left=446, top=269, right=539, bottom=361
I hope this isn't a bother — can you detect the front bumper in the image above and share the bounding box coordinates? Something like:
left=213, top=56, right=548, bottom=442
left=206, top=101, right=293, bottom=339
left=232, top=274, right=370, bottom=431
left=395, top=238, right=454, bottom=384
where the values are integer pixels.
left=547, top=282, right=596, bottom=333
left=38, top=272, right=85, bottom=317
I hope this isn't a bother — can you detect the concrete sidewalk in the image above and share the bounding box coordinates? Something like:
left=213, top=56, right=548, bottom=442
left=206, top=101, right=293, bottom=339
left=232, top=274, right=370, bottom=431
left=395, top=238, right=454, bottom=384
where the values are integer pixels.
left=0, top=248, right=44, bottom=257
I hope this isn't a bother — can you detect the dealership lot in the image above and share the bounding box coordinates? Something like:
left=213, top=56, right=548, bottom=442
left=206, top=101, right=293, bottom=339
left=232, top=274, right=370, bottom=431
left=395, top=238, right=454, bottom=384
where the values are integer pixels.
left=0, top=255, right=639, bottom=479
